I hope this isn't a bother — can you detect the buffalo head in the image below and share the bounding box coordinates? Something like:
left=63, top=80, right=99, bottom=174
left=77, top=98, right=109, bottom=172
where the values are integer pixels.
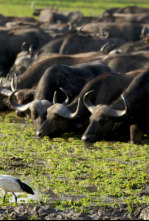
left=36, top=98, right=80, bottom=139
left=81, top=91, right=128, bottom=143
left=9, top=87, right=73, bottom=135
left=9, top=89, right=53, bottom=131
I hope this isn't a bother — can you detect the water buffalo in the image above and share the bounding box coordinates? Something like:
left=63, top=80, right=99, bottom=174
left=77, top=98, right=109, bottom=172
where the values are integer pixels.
left=1, top=51, right=105, bottom=90
left=82, top=68, right=149, bottom=143
left=0, top=26, right=50, bottom=76
left=9, top=61, right=112, bottom=132
left=0, top=86, right=13, bottom=110
left=38, top=7, right=84, bottom=25
left=81, top=22, right=143, bottom=41
left=35, top=69, right=140, bottom=139
left=35, top=29, right=125, bottom=55
left=8, top=43, right=34, bottom=78
left=58, top=33, right=125, bottom=55
left=101, top=6, right=149, bottom=21
left=103, top=50, right=149, bottom=73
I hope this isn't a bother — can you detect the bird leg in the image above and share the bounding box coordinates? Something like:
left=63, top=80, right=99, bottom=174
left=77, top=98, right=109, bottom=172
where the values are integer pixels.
left=3, top=194, right=6, bottom=203
left=13, top=193, right=17, bottom=203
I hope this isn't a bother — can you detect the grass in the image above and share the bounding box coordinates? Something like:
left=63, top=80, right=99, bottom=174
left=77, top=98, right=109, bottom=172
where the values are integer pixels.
left=0, top=112, right=149, bottom=212
left=0, top=0, right=149, bottom=17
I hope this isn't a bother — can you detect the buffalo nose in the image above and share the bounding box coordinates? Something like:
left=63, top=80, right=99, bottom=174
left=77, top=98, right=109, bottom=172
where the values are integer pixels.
left=82, top=135, right=94, bottom=143
left=36, top=130, right=42, bottom=137
left=81, top=135, right=88, bottom=142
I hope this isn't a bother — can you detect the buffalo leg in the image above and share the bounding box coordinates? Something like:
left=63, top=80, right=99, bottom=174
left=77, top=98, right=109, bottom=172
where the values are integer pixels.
left=130, top=124, right=143, bottom=144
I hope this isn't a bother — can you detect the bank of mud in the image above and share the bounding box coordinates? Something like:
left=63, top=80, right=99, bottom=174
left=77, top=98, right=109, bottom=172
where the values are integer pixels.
left=0, top=203, right=149, bottom=220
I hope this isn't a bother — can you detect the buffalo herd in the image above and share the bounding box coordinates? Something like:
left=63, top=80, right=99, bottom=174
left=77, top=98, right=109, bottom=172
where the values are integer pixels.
left=1, top=5, right=149, bottom=143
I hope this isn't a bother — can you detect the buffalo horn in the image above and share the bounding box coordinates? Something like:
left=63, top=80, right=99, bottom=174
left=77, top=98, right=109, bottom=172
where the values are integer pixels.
left=53, top=87, right=70, bottom=104
left=83, top=90, right=95, bottom=113
left=140, top=26, right=147, bottom=38
left=11, top=75, right=18, bottom=91
left=84, top=92, right=128, bottom=118
left=107, top=94, right=128, bottom=117
left=57, top=98, right=81, bottom=119
left=100, top=42, right=110, bottom=53
left=99, top=26, right=110, bottom=38
left=21, top=42, right=26, bottom=51
left=29, top=45, right=33, bottom=58
left=9, top=89, right=32, bottom=112
left=0, top=86, right=12, bottom=97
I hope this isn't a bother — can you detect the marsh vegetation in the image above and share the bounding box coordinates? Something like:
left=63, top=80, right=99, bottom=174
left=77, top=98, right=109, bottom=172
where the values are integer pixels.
left=0, top=111, right=149, bottom=215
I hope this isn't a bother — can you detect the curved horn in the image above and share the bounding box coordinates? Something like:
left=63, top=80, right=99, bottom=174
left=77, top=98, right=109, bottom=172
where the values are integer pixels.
left=56, top=98, right=81, bottom=119
left=116, top=94, right=128, bottom=117
left=11, top=75, right=18, bottom=91
left=83, top=90, right=95, bottom=114
left=140, top=26, right=147, bottom=38
left=105, top=94, right=128, bottom=117
left=99, top=26, right=110, bottom=38
left=0, top=86, right=12, bottom=97
left=53, top=87, right=70, bottom=104
left=29, top=45, right=33, bottom=58
left=21, top=42, right=26, bottom=51
left=52, top=91, right=57, bottom=104
left=9, top=89, right=32, bottom=112
left=100, top=42, right=110, bottom=53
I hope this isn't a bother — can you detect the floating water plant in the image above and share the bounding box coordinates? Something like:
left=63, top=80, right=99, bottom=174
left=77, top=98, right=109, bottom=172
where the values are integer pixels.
left=0, top=112, right=149, bottom=211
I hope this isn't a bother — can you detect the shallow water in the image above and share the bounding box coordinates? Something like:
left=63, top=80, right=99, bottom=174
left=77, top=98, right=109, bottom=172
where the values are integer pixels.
left=0, top=189, right=40, bottom=203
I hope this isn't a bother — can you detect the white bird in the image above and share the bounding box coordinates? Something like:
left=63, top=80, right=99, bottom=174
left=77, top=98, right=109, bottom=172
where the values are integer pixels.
left=0, top=175, right=34, bottom=203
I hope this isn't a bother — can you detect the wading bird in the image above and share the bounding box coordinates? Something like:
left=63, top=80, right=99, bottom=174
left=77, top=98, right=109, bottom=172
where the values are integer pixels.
left=0, top=175, right=34, bottom=203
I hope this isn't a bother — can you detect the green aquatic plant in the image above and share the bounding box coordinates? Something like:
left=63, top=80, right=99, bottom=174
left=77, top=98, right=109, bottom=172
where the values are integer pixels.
left=0, top=112, right=149, bottom=211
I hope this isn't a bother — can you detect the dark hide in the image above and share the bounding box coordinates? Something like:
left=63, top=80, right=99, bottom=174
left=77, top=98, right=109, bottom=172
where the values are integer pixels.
left=36, top=69, right=140, bottom=139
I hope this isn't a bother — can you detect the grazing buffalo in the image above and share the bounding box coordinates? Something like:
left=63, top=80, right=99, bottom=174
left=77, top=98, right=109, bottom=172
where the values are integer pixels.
left=82, top=68, right=149, bottom=143
left=8, top=43, right=34, bottom=78
left=38, top=7, right=84, bottom=25
left=0, top=26, right=50, bottom=76
left=34, top=69, right=140, bottom=139
left=100, top=6, right=149, bottom=22
left=81, top=22, right=143, bottom=41
left=103, top=51, right=149, bottom=73
left=58, top=33, right=125, bottom=55
left=36, top=30, right=125, bottom=55
left=0, top=86, right=13, bottom=110
left=9, top=61, right=112, bottom=132
left=1, top=51, right=105, bottom=90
